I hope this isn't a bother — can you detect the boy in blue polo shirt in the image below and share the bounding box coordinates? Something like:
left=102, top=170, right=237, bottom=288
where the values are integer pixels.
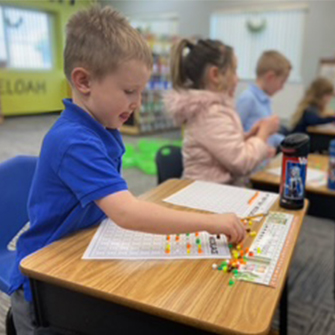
left=237, top=50, right=292, bottom=149
left=9, top=6, right=246, bottom=334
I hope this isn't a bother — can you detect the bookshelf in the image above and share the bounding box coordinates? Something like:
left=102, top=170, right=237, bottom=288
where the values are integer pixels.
left=121, top=18, right=179, bottom=135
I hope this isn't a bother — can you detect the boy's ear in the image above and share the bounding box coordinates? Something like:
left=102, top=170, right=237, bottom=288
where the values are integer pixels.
left=264, top=70, right=276, bottom=82
left=71, top=67, right=92, bottom=95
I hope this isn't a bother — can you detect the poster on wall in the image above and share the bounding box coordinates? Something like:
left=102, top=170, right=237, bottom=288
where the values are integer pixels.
left=319, top=59, right=335, bottom=88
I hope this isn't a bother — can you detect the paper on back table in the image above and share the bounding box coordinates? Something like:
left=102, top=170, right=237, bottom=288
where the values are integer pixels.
left=267, top=167, right=327, bottom=187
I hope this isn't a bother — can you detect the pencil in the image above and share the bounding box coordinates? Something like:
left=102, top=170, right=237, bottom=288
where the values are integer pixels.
left=248, top=191, right=260, bottom=205
left=241, top=213, right=268, bottom=221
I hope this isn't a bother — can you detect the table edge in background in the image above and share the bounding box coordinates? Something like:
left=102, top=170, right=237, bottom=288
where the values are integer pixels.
left=250, top=154, right=335, bottom=219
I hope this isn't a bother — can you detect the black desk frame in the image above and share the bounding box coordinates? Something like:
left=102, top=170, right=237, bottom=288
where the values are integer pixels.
left=30, top=278, right=289, bottom=335
left=309, top=132, right=335, bottom=153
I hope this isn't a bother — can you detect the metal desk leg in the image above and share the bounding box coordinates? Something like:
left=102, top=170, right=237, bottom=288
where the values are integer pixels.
left=280, top=279, right=288, bottom=335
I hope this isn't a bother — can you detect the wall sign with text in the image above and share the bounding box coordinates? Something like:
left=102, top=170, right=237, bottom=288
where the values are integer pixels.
left=0, top=79, right=47, bottom=96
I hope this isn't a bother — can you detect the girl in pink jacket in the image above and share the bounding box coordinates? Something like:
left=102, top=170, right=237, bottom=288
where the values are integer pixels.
left=164, top=39, right=279, bottom=184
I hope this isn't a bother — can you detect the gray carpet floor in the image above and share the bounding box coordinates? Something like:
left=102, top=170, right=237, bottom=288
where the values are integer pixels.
left=0, top=114, right=334, bottom=334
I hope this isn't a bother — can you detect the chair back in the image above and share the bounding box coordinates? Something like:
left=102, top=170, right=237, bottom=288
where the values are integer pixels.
left=155, top=145, right=183, bottom=184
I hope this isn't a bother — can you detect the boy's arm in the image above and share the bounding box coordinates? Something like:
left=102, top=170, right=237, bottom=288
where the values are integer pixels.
left=95, top=190, right=246, bottom=243
left=268, top=133, right=285, bottom=148
left=236, top=94, right=256, bottom=131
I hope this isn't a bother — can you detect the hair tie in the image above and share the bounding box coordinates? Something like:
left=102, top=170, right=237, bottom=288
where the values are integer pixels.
left=186, top=41, right=194, bottom=50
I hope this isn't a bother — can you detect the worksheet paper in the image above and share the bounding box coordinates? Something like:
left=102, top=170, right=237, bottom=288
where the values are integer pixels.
left=238, top=212, right=294, bottom=287
left=163, top=181, right=278, bottom=218
left=83, top=218, right=231, bottom=260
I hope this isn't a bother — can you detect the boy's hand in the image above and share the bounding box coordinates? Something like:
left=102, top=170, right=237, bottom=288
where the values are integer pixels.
left=257, top=115, right=280, bottom=141
left=207, top=213, right=246, bottom=244
left=261, top=115, right=280, bottom=135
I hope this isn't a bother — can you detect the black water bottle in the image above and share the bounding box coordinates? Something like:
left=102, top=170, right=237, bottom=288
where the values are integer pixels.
left=279, top=133, right=310, bottom=210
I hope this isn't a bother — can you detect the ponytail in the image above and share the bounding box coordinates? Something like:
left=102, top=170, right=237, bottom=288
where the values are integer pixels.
left=170, top=38, right=194, bottom=90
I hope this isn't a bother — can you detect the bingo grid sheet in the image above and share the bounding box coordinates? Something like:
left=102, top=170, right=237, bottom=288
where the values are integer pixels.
left=83, top=218, right=231, bottom=260
left=163, top=181, right=278, bottom=217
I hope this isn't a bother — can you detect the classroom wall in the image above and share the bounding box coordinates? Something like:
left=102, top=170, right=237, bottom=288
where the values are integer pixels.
left=104, top=0, right=335, bottom=122
left=0, top=0, right=94, bottom=116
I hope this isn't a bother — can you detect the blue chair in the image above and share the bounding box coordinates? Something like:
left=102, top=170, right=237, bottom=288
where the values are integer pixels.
left=0, top=156, right=37, bottom=334
left=0, top=155, right=37, bottom=294
left=155, top=145, right=183, bottom=184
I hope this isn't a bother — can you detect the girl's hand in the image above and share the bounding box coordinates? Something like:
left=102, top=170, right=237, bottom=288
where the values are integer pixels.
left=267, top=146, right=277, bottom=158
left=245, top=121, right=262, bottom=140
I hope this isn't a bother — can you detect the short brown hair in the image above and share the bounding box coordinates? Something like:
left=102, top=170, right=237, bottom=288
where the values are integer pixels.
left=64, top=6, right=153, bottom=82
left=256, top=50, right=292, bottom=77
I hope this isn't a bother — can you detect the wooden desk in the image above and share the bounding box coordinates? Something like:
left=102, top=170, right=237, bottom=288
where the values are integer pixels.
left=21, top=180, right=308, bottom=335
left=307, top=124, right=335, bottom=152
left=251, top=154, right=334, bottom=219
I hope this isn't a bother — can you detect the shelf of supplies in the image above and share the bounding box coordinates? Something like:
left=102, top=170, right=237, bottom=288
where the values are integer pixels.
left=119, top=33, right=176, bottom=136
left=120, top=125, right=141, bottom=135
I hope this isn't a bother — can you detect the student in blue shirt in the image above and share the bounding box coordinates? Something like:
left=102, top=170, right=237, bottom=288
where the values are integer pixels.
left=291, top=77, right=334, bottom=133
left=237, top=50, right=292, bottom=149
left=9, top=6, right=246, bottom=334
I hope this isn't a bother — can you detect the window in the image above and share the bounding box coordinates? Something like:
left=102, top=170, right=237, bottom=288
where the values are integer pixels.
left=210, top=7, right=307, bottom=82
left=0, top=6, right=53, bottom=70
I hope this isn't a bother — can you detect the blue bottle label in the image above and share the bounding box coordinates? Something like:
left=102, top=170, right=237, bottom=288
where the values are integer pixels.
left=328, top=156, right=335, bottom=189
left=280, top=156, right=307, bottom=200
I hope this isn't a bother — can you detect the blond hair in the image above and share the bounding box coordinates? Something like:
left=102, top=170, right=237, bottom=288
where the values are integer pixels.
left=291, top=77, right=334, bottom=128
left=170, top=38, right=234, bottom=91
left=256, top=50, right=292, bottom=77
left=64, top=6, right=153, bottom=82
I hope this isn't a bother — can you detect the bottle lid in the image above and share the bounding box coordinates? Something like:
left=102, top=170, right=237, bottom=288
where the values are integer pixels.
left=280, top=133, right=310, bottom=155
